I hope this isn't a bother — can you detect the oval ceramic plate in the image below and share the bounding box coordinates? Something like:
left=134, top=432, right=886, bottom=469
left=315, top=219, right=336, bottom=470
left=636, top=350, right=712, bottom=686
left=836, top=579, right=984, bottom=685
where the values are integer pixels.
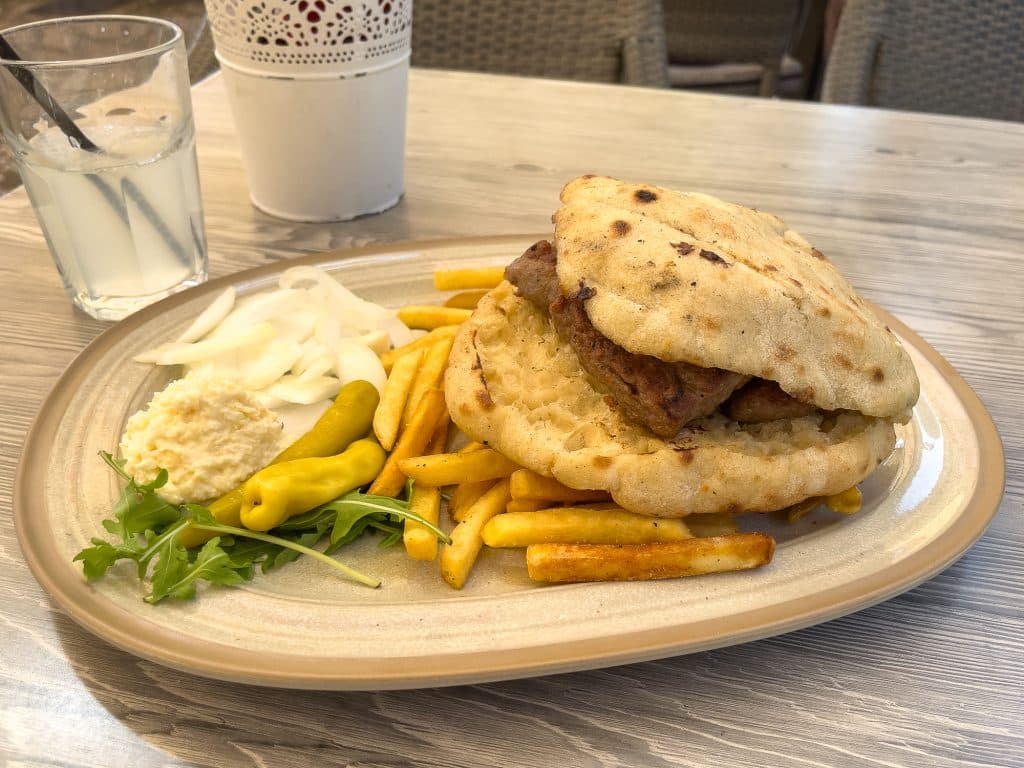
left=15, top=236, right=1004, bottom=690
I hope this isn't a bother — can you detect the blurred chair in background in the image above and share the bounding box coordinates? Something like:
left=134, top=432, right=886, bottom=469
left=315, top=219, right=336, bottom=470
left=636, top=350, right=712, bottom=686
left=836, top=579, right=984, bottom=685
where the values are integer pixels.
left=662, top=0, right=804, bottom=97
left=822, top=0, right=1024, bottom=121
left=410, top=0, right=669, bottom=87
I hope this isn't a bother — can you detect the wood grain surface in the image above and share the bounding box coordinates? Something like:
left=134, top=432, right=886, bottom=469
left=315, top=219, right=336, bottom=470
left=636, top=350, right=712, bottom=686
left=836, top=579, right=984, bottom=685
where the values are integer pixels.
left=1, top=70, right=1021, bottom=768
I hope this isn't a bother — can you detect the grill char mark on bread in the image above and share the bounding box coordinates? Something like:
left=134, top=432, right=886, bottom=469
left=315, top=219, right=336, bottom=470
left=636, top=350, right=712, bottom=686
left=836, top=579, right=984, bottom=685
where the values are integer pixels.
left=506, top=241, right=750, bottom=437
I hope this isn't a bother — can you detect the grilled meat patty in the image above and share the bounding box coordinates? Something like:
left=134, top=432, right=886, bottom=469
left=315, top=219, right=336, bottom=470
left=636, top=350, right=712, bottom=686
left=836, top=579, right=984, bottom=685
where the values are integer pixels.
left=505, top=241, right=818, bottom=434
left=505, top=240, right=562, bottom=309
left=506, top=241, right=747, bottom=436
left=724, top=378, right=819, bottom=422
left=550, top=288, right=748, bottom=436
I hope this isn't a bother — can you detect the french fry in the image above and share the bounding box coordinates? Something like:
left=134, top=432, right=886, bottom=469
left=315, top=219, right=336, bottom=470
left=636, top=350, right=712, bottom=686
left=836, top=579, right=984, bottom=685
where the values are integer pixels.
left=372, top=347, right=423, bottom=450
left=403, top=484, right=442, bottom=561
left=825, top=486, right=862, bottom=515
left=444, top=442, right=492, bottom=523
left=449, top=479, right=495, bottom=523
left=483, top=507, right=693, bottom=547
left=525, top=533, right=776, bottom=583
left=398, top=448, right=519, bottom=487
left=368, top=388, right=447, bottom=497
left=434, top=266, right=506, bottom=291
left=401, top=415, right=451, bottom=560
left=686, top=513, right=740, bottom=537
left=505, top=498, right=547, bottom=515
left=440, top=478, right=512, bottom=589
left=443, top=289, right=489, bottom=309
left=427, top=411, right=450, bottom=454
left=509, top=469, right=611, bottom=504
left=782, top=486, right=861, bottom=523
left=380, top=325, right=459, bottom=373
left=402, top=334, right=456, bottom=429
left=784, top=497, right=821, bottom=524
left=397, top=305, right=472, bottom=330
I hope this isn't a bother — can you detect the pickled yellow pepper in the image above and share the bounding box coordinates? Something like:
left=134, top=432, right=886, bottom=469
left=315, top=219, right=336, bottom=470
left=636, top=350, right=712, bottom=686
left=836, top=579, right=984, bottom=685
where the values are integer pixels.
left=179, top=380, right=379, bottom=547
left=239, top=438, right=386, bottom=531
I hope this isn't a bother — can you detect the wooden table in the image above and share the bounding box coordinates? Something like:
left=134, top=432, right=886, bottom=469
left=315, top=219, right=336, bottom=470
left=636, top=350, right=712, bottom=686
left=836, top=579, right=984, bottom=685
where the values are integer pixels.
left=2, top=70, right=1021, bottom=768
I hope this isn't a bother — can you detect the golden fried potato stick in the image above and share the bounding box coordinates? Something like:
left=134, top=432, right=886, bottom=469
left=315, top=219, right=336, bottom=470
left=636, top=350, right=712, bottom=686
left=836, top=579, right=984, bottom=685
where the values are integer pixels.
left=784, top=497, right=821, bottom=523
left=397, top=305, right=472, bottom=330
left=401, top=410, right=452, bottom=560
left=526, top=533, right=775, bottom=583
left=380, top=325, right=459, bottom=373
left=398, top=448, right=519, bottom=487
left=426, top=406, right=450, bottom=455
left=440, top=478, right=512, bottom=589
left=509, top=469, right=611, bottom=504
left=449, top=480, right=495, bottom=523
left=483, top=506, right=693, bottom=547
left=825, top=486, right=862, bottom=514
left=368, top=388, right=447, bottom=497
left=444, top=442, right=492, bottom=523
left=401, top=334, right=456, bottom=430
left=686, top=513, right=740, bottom=537
left=433, top=266, right=506, bottom=291
left=372, top=347, right=423, bottom=450
left=443, top=289, right=489, bottom=309
left=403, top=484, right=443, bottom=561
left=783, top=485, right=862, bottom=523
left=505, top=498, right=547, bottom=515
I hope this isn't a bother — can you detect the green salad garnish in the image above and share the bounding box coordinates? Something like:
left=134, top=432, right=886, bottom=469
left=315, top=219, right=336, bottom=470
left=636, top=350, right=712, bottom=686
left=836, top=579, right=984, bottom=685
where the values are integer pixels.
left=74, top=451, right=447, bottom=604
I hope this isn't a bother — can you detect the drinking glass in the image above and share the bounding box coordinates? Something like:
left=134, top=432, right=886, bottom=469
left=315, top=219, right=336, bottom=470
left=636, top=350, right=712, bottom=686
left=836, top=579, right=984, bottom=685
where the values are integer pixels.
left=0, top=15, right=208, bottom=321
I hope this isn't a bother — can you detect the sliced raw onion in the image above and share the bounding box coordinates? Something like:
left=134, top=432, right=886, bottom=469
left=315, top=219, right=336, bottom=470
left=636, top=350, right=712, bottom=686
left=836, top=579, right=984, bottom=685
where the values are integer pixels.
left=337, top=340, right=387, bottom=395
left=260, top=375, right=343, bottom=406
left=175, top=287, right=235, bottom=343
left=135, top=265, right=414, bottom=407
left=134, top=322, right=276, bottom=365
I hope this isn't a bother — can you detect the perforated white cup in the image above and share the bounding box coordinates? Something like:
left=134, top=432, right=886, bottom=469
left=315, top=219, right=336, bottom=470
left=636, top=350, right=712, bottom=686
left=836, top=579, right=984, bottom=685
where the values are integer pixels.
left=203, top=0, right=412, bottom=221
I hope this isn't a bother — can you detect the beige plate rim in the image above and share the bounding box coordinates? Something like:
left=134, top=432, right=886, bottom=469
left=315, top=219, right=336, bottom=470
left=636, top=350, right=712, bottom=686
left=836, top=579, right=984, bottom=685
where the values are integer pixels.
left=14, top=234, right=1006, bottom=690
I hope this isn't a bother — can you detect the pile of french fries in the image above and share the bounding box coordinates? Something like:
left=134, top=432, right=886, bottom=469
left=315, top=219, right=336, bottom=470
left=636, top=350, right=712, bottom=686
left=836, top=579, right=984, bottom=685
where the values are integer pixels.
left=366, top=264, right=861, bottom=590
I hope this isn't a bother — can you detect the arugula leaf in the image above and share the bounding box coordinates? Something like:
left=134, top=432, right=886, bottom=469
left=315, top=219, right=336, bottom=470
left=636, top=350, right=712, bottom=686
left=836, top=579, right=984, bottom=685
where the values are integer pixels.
left=218, top=536, right=279, bottom=573
left=273, top=505, right=337, bottom=533
left=377, top=528, right=403, bottom=549
left=321, top=490, right=450, bottom=547
left=268, top=529, right=325, bottom=570
left=146, top=537, right=249, bottom=604
left=75, top=454, right=180, bottom=581
left=145, top=529, right=193, bottom=603
left=98, top=452, right=179, bottom=540
left=74, top=538, right=142, bottom=581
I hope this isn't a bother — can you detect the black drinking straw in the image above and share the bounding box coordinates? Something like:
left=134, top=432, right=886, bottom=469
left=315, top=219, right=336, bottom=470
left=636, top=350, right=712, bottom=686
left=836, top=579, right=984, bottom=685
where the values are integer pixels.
left=0, top=33, right=101, bottom=151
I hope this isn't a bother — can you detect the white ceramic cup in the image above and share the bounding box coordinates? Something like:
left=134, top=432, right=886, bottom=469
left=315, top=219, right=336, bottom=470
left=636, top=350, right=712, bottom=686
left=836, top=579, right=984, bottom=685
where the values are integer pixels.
left=204, top=0, right=411, bottom=221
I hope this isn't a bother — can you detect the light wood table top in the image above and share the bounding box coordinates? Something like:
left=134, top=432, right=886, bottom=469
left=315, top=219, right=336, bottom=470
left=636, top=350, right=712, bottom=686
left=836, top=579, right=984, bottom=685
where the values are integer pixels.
left=2, top=70, right=1021, bottom=768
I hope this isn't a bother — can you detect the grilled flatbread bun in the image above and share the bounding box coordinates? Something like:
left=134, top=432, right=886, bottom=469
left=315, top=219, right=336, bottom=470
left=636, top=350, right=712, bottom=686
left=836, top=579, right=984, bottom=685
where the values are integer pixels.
left=554, top=176, right=919, bottom=419
left=446, top=283, right=896, bottom=517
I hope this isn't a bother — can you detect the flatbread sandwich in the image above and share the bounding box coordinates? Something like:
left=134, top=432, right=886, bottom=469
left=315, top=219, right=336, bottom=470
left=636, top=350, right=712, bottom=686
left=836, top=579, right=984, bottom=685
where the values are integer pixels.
left=445, top=176, right=919, bottom=517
